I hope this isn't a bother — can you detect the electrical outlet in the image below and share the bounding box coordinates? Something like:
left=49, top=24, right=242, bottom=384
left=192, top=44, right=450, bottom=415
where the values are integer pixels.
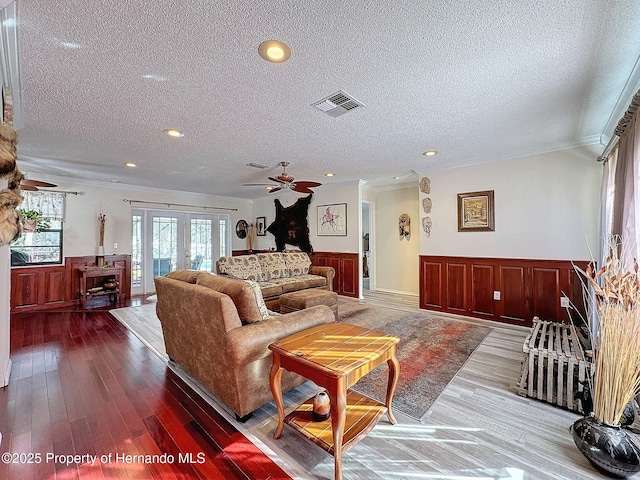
left=113, top=243, right=118, bottom=249
left=560, top=296, right=570, bottom=308
left=493, top=291, right=501, bottom=300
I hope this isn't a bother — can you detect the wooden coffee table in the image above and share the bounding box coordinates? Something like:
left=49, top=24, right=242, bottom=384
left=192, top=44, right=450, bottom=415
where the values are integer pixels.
left=269, top=322, right=400, bottom=480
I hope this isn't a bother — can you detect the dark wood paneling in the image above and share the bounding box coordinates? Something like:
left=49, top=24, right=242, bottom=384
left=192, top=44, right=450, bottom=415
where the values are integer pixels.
left=311, top=252, right=359, bottom=298
left=446, top=263, right=467, bottom=312
left=340, top=256, right=358, bottom=296
left=11, top=270, right=41, bottom=309
left=500, top=266, right=527, bottom=321
left=11, top=255, right=131, bottom=313
left=419, top=256, right=589, bottom=327
left=471, top=264, right=494, bottom=316
left=532, top=267, right=561, bottom=323
left=420, top=261, right=442, bottom=308
left=44, top=269, right=66, bottom=304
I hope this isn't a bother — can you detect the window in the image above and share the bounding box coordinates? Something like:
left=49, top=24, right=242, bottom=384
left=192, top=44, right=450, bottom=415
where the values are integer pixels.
left=11, top=191, right=66, bottom=266
left=11, top=219, right=63, bottom=266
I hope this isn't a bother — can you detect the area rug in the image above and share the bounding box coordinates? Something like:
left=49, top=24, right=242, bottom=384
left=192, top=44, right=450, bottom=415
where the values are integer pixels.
left=110, top=298, right=490, bottom=420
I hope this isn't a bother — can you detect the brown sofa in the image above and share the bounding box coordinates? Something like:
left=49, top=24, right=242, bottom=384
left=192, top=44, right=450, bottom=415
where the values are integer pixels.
left=154, top=269, right=335, bottom=419
left=216, top=251, right=335, bottom=310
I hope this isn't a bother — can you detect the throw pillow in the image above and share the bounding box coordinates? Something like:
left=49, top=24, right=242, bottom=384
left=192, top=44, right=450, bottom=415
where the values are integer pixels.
left=283, top=252, right=311, bottom=276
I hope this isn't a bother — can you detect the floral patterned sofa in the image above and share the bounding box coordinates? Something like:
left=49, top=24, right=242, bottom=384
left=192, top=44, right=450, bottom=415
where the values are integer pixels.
left=216, top=252, right=335, bottom=311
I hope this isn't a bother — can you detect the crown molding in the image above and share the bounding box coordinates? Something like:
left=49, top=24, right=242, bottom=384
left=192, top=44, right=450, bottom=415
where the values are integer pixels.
left=601, top=54, right=640, bottom=140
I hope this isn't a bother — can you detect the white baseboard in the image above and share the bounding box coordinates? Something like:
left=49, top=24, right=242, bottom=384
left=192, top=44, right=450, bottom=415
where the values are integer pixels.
left=374, top=288, right=419, bottom=297
left=1, top=358, right=11, bottom=388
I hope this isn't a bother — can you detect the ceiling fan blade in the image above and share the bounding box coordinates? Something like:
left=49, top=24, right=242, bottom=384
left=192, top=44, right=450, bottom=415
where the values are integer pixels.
left=293, top=181, right=322, bottom=188
left=21, top=179, right=57, bottom=188
left=268, top=176, right=293, bottom=183
left=242, top=183, right=277, bottom=186
left=268, top=186, right=283, bottom=193
left=292, top=185, right=315, bottom=194
left=20, top=184, right=39, bottom=191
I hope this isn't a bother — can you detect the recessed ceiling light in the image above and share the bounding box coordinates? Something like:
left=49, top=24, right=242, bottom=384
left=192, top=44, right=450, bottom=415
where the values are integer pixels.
left=393, top=176, right=400, bottom=180
left=164, top=129, right=184, bottom=138
left=422, top=150, right=438, bottom=156
left=124, top=162, right=137, bottom=168
left=258, top=40, right=291, bottom=63
left=325, top=172, right=335, bottom=177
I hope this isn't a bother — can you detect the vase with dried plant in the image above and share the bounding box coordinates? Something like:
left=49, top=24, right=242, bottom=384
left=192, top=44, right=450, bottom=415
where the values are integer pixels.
left=97, top=212, right=106, bottom=267
left=570, top=236, right=640, bottom=477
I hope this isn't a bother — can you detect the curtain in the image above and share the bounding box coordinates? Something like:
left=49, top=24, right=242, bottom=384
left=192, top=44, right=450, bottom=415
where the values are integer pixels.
left=20, top=191, right=65, bottom=221
left=601, top=108, right=640, bottom=269
left=599, top=149, right=616, bottom=262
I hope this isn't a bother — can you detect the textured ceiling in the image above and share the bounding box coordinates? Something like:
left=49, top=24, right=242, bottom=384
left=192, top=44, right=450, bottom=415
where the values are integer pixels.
left=11, top=0, right=640, bottom=199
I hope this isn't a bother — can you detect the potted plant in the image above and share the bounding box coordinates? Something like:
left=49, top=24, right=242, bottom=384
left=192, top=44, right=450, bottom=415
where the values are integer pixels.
left=18, top=209, right=50, bottom=233
left=570, top=236, right=640, bottom=477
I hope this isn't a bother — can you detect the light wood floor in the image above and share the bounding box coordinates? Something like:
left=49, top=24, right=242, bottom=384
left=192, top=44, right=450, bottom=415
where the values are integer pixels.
left=175, top=290, right=607, bottom=480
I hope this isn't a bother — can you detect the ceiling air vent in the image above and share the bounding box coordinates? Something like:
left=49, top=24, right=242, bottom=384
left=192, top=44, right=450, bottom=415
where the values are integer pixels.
left=246, top=162, right=269, bottom=169
left=312, top=90, right=364, bottom=117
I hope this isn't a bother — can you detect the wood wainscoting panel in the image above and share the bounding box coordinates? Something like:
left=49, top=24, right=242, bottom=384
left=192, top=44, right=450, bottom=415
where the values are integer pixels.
left=531, top=267, right=561, bottom=324
left=499, top=265, right=527, bottom=322
left=311, top=252, right=359, bottom=298
left=419, top=256, right=588, bottom=327
left=11, top=265, right=67, bottom=311
left=11, top=269, right=40, bottom=310
left=446, top=263, right=467, bottom=312
left=471, top=264, right=495, bottom=316
left=44, top=268, right=66, bottom=304
left=420, top=261, right=443, bottom=308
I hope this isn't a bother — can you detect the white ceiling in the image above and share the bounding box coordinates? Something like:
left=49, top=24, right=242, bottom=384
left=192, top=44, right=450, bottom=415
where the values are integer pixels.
left=9, top=0, right=640, bottom=199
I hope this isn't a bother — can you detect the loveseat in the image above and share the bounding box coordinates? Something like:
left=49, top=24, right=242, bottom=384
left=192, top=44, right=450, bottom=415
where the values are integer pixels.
left=216, top=251, right=335, bottom=310
left=154, top=269, right=335, bottom=420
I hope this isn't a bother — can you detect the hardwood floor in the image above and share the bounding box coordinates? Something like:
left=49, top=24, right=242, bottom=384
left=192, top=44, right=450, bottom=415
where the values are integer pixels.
left=2, top=293, right=609, bottom=479
left=0, top=298, right=291, bottom=480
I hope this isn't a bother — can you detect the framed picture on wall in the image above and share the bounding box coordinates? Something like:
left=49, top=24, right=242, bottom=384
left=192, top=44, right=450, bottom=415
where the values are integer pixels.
left=457, top=190, right=495, bottom=232
left=317, top=203, right=347, bottom=236
left=256, top=216, right=266, bottom=236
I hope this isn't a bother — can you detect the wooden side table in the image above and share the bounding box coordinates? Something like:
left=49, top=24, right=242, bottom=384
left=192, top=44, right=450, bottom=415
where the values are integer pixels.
left=79, top=265, right=123, bottom=308
left=269, top=322, right=400, bottom=480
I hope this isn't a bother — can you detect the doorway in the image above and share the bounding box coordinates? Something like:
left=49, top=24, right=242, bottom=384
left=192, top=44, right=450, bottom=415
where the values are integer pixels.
left=361, top=201, right=374, bottom=292
left=131, top=209, right=231, bottom=294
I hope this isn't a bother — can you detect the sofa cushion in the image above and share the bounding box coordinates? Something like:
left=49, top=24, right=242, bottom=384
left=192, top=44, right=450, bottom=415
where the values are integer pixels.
left=196, top=273, right=269, bottom=324
left=217, top=255, right=263, bottom=281
left=283, top=252, right=311, bottom=276
left=259, top=280, right=283, bottom=299
left=269, top=276, right=309, bottom=293
left=295, top=274, right=328, bottom=289
left=165, top=269, right=201, bottom=284
left=256, top=252, right=289, bottom=280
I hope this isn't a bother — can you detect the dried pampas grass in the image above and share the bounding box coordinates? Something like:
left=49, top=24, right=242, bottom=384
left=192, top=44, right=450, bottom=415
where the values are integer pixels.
left=578, top=236, right=640, bottom=426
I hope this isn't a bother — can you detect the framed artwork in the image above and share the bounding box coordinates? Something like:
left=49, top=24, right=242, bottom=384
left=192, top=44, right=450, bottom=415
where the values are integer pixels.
left=457, top=190, right=495, bottom=232
left=318, top=203, right=347, bottom=236
left=256, top=216, right=266, bottom=236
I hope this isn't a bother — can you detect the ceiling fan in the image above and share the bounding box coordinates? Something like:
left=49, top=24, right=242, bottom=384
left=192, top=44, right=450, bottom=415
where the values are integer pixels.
left=243, top=161, right=322, bottom=194
left=19, top=178, right=58, bottom=191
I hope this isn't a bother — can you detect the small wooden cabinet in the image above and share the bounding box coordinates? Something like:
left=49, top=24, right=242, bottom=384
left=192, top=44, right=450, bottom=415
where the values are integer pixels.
left=79, top=265, right=123, bottom=308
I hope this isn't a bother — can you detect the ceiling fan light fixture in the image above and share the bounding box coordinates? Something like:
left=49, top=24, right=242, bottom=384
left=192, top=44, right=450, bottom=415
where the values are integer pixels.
left=258, top=40, right=291, bottom=63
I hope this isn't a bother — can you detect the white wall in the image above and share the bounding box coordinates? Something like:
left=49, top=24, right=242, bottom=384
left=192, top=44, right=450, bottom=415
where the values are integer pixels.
left=418, top=146, right=601, bottom=260
left=0, top=176, right=10, bottom=387
left=23, top=175, right=252, bottom=257
left=372, top=185, right=420, bottom=295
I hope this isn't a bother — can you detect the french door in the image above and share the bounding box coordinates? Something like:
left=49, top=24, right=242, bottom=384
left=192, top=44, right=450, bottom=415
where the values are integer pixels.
left=131, top=209, right=230, bottom=294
